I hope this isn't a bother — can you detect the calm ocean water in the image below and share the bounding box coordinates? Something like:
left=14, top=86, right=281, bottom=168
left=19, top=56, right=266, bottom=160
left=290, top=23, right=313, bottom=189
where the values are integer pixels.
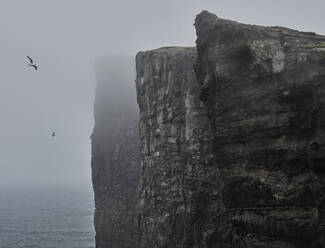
left=0, top=187, right=95, bottom=248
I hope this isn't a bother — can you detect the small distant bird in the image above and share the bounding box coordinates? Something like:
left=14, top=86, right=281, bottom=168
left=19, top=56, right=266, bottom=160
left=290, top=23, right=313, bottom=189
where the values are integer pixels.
left=52, top=131, right=56, bottom=137
left=27, top=56, right=38, bottom=70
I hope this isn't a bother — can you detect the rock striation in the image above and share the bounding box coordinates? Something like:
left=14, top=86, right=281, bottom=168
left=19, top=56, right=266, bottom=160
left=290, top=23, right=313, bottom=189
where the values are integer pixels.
left=91, top=57, right=140, bottom=248
left=136, top=47, right=215, bottom=247
left=135, top=11, right=325, bottom=248
left=194, top=11, right=325, bottom=248
left=92, top=11, right=325, bottom=248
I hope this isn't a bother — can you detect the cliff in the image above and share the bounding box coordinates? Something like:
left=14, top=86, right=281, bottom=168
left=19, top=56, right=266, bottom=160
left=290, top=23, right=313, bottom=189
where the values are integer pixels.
left=194, top=11, right=325, bottom=247
left=92, top=11, right=325, bottom=248
left=91, top=57, right=140, bottom=248
left=135, top=11, right=325, bottom=248
left=136, top=47, right=216, bottom=247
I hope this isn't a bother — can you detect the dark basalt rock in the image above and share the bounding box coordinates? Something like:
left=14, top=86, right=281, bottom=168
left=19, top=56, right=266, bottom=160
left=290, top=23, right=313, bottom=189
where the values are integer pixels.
left=195, top=10, right=325, bottom=248
left=136, top=47, right=216, bottom=248
left=134, top=11, right=325, bottom=248
left=91, top=57, right=140, bottom=248
left=93, top=10, right=325, bottom=248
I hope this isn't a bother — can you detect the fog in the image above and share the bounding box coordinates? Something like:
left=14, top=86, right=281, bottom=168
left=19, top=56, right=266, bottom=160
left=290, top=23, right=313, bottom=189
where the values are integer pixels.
left=0, top=0, right=324, bottom=189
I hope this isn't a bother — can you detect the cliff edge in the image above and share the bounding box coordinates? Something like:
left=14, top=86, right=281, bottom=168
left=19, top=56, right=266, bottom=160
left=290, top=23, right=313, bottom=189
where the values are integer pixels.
left=194, top=11, right=325, bottom=247
left=136, top=47, right=215, bottom=247
left=135, top=11, right=325, bottom=248
left=91, top=57, right=140, bottom=248
left=92, top=11, right=325, bottom=248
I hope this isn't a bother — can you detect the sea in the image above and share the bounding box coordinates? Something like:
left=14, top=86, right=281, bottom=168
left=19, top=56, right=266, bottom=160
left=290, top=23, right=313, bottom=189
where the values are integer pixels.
left=0, top=187, right=95, bottom=248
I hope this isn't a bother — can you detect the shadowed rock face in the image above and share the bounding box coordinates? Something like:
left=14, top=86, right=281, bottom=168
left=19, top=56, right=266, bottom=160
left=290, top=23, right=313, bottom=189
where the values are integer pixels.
left=134, top=11, right=325, bottom=248
left=91, top=57, right=140, bottom=248
left=194, top=10, right=325, bottom=248
left=93, top=11, right=325, bottom=248
left=136, top=47, right=216, bottom=248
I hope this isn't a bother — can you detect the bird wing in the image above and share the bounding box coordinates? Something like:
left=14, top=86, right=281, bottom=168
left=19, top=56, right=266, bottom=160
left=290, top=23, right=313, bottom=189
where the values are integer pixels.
left=27, top=56, right=33, bottom=63
left=28, top=64, right=37, bottom=70
left=29, top=64, right=37, bottom=70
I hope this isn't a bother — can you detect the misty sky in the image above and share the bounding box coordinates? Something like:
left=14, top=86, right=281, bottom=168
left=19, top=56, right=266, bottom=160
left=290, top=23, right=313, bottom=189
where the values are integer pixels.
left=0, top=0, right=324, bottom=189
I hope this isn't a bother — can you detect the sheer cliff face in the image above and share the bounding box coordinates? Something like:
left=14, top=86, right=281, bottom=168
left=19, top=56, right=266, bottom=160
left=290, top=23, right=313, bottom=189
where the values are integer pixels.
left=93, top=11, right=325, bottom=248
left=136, top=47, right=216, bottom=248
left=91, top=57, right=140, bottom=248
left=194, top=11, right=325, bottom=248
left=135, top=12, right=325, bottom=248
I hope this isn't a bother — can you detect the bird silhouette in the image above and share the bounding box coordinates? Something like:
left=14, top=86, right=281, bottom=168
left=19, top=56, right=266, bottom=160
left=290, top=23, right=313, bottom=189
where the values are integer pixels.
left=27, top=56, right=38, bottom=70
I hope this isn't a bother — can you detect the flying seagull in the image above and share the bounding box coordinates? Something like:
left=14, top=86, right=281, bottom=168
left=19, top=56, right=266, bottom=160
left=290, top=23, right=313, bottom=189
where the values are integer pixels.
left=27, top=56, right=38, bottom=70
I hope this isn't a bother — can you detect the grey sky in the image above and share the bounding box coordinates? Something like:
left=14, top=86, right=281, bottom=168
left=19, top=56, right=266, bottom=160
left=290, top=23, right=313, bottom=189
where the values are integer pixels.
left=0, top=0, right=324, bottom=189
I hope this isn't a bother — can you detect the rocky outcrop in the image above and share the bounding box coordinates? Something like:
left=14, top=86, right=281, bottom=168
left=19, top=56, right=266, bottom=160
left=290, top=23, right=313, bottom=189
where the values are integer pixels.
left=92, top=11, right=325, bottom=248
left=194, top=11, right=325, bottom=248
left=135, top=11, right=325, bottom=248
left=136, top=47, right=216, bottom=247
left=91, top=57, right=140, bottom=248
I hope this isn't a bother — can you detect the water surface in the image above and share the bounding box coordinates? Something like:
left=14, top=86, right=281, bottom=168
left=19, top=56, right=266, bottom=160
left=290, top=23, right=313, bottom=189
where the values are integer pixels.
left=0, top=187, right=95, bottom=248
